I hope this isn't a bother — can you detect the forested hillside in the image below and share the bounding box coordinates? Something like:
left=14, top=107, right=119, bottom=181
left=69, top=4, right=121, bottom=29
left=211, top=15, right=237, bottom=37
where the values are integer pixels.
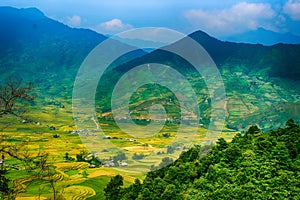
left=105, top=119, right=300, bottom=199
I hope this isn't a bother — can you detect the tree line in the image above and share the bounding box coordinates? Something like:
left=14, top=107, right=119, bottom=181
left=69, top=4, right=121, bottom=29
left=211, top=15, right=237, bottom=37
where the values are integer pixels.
left=104, top=119, right=300, bottom=199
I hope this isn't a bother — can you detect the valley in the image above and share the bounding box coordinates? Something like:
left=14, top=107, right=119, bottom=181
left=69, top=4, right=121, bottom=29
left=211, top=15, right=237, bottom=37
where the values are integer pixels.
left=0, top=6, right=300, bottom=199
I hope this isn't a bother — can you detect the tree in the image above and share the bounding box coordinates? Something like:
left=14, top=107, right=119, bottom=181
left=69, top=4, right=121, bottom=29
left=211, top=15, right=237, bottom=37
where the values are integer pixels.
left=76, top=150, right=89, bottom=162
left=271, top=142, right=292, bottom=169
left=286, top=118, right=297, bottom=129
left=33, top=152, right=59, bottom=200
left=104, top=175, right=123, bottom=200
left=64, top=152, right=69, bottom=160
left=159, top=157, right=174, bottom=168
left=0, top=169, right=10, bottom=198
left=132, top=153, right=145, bottom=160
left=113, top=152, right=127, bottom=163
left=122, top=179, right=142, bottom=199
left=0, top=139, right=59, bottom=199
left=0, top=77, right=61, bottom=199
left=76, top=153, right=84, bottom=162
left=246, top=125, right=260, bottom=135
left=216, top=138, right=228, bottom=151
left=167, top=146, right=174, bottom=154
left=161, top=184, right=180, bottom=199
left=143, top=143, right=149, bottom=150
left=0, top=76, right=34, bottom=117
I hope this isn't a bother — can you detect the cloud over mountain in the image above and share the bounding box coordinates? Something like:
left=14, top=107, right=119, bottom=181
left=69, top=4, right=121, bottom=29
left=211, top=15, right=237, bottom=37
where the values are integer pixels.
left=66, top=15, right=81, bottom=27
left=283, top=0, right=300, bottom=20
left=184, top=2, right=277, bottom=37
left=93, top=18, right=133, bottom=34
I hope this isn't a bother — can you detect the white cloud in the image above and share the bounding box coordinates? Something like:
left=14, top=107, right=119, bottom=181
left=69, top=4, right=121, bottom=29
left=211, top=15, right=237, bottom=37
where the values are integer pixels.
left=93, top=18, right=133, bottom=34
left=67, top=15, right=81, bottom=27
left=283, top=0, right=300, bottom=20
left=184, top=2, right=276, bottom=36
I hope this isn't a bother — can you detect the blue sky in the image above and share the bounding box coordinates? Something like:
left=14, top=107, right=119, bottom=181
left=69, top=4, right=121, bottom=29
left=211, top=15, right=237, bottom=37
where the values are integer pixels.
left=1, top=0, right=300, bottom=38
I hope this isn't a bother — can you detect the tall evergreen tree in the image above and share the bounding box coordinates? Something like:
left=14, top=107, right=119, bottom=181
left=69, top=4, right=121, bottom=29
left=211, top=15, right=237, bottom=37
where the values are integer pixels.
left=104, top=175, right=123, bottom=200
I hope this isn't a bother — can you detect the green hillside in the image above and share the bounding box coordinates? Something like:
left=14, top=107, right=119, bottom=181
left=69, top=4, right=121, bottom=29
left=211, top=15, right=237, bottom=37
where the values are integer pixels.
left=106, top=119, right=300, bottom=199
left=1, top=7, right=300, bottom=131
left=0, top=6, right=300, bottom=199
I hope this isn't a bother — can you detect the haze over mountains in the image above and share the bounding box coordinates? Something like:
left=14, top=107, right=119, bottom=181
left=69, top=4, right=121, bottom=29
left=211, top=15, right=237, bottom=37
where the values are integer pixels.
left=221, top=27, right=300, bottom=46
left=1, top=6, right=300, bottom=79
left=1, top=6, right=300, bottom=131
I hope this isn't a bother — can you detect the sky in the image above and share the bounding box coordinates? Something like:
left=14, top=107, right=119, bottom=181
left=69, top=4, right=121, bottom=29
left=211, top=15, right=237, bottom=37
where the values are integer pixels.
left=1, top=0, right=300, bottom=38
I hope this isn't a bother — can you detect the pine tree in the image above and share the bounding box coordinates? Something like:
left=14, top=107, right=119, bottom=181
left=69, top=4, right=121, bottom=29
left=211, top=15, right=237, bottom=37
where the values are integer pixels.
left=104, top=175, right=123, bottom=200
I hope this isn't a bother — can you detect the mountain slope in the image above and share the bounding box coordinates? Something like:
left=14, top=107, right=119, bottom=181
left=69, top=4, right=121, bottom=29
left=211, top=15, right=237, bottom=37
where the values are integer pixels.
left=106, top=120, right=300, bottom=199
left=0, top=6, right=299, bottom=131
left=97, top=30, right=300, bottom=130
left=0, top=6, right=106, bottom=70
left=189, top=30, right=300, bottom=80
left=0, top=6, right=146, bottom=97
left=0, top=6, right=107, bottom=99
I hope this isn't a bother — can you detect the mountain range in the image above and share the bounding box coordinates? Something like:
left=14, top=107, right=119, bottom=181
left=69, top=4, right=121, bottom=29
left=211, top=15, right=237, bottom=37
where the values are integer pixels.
left=221, top=27, right=300, bottom=46
left=0, top=6, right=300, bottom=131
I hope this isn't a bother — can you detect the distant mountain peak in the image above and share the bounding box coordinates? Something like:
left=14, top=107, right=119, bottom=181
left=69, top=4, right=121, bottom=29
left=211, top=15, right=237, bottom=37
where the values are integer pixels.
left=220, top=28, right=300, bottom=46
left=20, top=7, right=45, bottom=17
left=0, top=6, right=46, bottom=20
left=189, top=30, right=217, bottom=41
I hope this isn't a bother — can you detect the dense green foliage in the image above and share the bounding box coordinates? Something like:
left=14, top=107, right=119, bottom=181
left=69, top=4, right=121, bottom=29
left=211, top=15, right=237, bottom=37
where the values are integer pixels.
left=0, top=169, right=10, bottom=197
left=104, top=175, right=124, bottom=200
left=105, top=119, right=300, bottom=199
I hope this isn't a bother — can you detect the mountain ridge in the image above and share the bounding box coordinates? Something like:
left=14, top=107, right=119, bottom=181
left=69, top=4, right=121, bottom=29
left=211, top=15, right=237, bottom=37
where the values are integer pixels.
left=0, top=6, right=300, bottom=131
left=189, top=30, right=300, bottom=80
left=221, top=27, right=300, bottom=46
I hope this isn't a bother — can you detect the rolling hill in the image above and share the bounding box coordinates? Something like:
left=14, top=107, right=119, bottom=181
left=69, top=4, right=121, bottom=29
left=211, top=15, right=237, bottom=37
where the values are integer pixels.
left=1, top=6, right=300, bottom=199
left=0, top=6, right=300, bottom=131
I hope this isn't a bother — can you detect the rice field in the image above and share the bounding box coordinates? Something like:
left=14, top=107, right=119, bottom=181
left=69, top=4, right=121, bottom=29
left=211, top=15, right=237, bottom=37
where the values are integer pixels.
left=1, top=99, right=234, bottom=199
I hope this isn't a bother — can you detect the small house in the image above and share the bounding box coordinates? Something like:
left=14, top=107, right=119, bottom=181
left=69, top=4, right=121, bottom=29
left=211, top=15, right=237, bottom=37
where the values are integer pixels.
left=120, top=162, right=128, bottom=167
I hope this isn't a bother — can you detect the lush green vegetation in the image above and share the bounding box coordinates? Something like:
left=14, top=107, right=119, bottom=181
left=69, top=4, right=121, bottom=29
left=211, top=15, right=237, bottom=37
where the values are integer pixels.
left=1, top=7, right=300, bottom=199
left=1, top=7, right=300, bottom=133
left=105, top=119, right=300, bottom=199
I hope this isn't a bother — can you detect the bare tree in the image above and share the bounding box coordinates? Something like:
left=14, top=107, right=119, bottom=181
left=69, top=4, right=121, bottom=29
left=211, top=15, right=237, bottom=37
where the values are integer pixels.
left=0, top=77, right=62, bottom=199
left=0, top=139, right=60, bottom=199
left=0, top=76, right=34, bottom=117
